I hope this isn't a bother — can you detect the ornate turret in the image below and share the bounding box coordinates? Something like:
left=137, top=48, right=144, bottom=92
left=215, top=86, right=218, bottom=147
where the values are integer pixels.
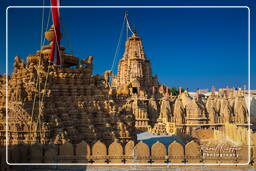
left=112, top=32, right=158, bottom=95
left=26, top=25, right=79, bottom=67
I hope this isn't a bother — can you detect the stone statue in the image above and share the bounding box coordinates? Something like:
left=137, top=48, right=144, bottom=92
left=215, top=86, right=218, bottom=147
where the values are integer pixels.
left=20, top=59, right=25, bottom=69
left=104, top=70, right=112, bottom=87
left=81, top=56, right=93, bottom=71
left=15, top=82, right=27, bottom=102
left=14, top=56, right=21, bottom=71
left=117, top=84, right=130, bottom=95
left=26, top=86, right=34, bottom=101
left=94, top=74, right=103, bottom=86
left=54, top=132, right=66, bottom=144
left=28, top=63, right=37, bottom=82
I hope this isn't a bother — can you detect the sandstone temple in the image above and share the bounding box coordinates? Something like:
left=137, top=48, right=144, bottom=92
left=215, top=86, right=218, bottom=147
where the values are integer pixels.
left=0, top=22, right=255, bottom=170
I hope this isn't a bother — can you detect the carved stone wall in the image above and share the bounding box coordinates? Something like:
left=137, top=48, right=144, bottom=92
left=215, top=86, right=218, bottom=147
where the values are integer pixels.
left=44, top=145, right=58, bottom=163
left=134, top=141, right=150, bottom=163
left=30, top=143, right=43, bottom=163
left=0, top=31, right=249, bottom=146
left=59, top=142, right=74, bottom=163
left=185, top=141, right=201, bottom=163
left=124, top=140, right=135, bottom=163
left=108, top=141, right=123, bottom=163
left=151, top=141, right=166, bottom=163
left=75, top=141, right=90, bottom=163
left=92, top=141, right=107, bottom=163
left=112, top=33, right=158, bottom=91
left=2, top=139, right=254, bottom=164
left=168, top=141, right=185, bottom=163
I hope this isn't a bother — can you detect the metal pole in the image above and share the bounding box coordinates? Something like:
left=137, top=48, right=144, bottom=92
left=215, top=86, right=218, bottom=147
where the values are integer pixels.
left=125, top=11, right=128, bottom=40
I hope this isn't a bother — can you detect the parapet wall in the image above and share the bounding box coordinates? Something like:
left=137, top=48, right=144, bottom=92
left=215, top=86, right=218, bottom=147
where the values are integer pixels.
left=0, top=140, right=254, bottom=165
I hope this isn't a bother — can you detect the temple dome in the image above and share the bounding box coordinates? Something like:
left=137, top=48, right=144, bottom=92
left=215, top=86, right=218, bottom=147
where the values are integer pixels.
left=131, top=79, right=141, bottom=87
left=112, top=32, right=157, bottom=91
left=180, top=93, right=193, bottom=108
left=173, top=98, right=185, bottom=124
left=45, top=25, right=62, bottom=42
left=185, top=98, right=206, bottom=120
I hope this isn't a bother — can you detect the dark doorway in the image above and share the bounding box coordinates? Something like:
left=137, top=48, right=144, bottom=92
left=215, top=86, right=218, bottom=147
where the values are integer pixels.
left=132, top=87, right=138, bottom=94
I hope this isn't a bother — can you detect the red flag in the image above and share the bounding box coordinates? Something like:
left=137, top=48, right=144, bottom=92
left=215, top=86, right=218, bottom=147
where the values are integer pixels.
left=50, top=0, right=61, bottom=65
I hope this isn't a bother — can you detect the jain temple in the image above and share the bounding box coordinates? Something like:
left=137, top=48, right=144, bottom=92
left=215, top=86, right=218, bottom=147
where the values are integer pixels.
left=0, top=15, right=256, bottom=171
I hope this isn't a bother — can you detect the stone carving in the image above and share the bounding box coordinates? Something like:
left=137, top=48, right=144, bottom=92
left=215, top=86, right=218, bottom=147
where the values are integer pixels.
left=92, top=140, right=107, bottom=163
left=151, top=141, right=166, bottom=163
left=168, top=141, right=184, bottom=163
left=1, top=29, right=249, bottom=146
left=185, top=140, right=201, bottom=163
left=103, top=70, right=112, bottom=87
left=112, top=33, right=158, bottom=92
left=14, top=56, right=22, bottom=71
left=125, top=140, right=135, bottom=163
left=76, top=141, right=90, bottom=163
left=14, top=82, right=27, bottom=102
left=108, top=141, right=123, bottom=163
left=134, top=141, right=150, bottom=163
left=81, top=56, right=93, bottom=72
left=2, top=139, right=256, bottom=165
left=0, top=26, right=251, bottom=166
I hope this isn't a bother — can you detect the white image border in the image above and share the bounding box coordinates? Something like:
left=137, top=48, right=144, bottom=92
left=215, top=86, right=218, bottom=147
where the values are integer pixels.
left=5, top=6, right=251, bottom=166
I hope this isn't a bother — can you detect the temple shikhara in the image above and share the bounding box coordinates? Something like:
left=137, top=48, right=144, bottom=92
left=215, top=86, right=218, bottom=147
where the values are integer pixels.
left=0, top=5, right=256, bottom=171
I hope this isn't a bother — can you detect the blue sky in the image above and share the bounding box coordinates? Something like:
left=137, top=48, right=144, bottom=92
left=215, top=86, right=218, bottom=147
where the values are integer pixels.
left=0, top=0, right=255, bottom=91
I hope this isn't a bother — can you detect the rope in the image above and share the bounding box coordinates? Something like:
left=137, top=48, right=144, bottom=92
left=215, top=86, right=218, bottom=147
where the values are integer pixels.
left=29, top=78, right=39, bottom=137
left=42, top=9, right=51, bottom=48
left=35, top=5, right=63, bottom=141
left=125, top=12, right=134, bottom=35
left=29, top=0, right=45, bottom=141
left=37, top=2, right=45, bottom=141
left=60, top=17, right=74, bottom=56
left=40, top=0, right=45, bottom=51
left=34, top=8, right=52, bottom=141
left=110, top=15, right=126, bottom=73
left=34, top=62, right=50, bottom=141
left=126, top=18, right=128, bottom=41
left=29, top=5, right=52, bottom=142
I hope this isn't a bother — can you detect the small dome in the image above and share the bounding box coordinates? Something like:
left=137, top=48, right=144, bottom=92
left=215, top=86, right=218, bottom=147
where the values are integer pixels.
left=45, top=25, right=55, bottom=42
left=45, top=25, right=62, bottom=42
left=180, top=93, right=192, bottom=107
left=131, top=79, right=140, bottom=87
left=185, top=98, right=206, bottom=119
left=186, top=99, right=200, bottom=110
left=206, top=97, right=217, bottom=112
left=174, top=98, right=184, bottom=114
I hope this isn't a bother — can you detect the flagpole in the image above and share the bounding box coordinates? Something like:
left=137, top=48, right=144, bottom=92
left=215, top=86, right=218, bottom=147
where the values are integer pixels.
left=125, top=11, right=128, bottom=40
left=50, top=0, right=61, bottom=66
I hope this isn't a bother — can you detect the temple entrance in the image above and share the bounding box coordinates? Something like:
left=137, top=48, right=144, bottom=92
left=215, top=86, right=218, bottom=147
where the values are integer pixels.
left=132, top=87, right=138, bottom=94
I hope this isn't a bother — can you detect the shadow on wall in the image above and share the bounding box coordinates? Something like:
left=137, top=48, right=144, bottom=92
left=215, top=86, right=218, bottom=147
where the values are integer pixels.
left=251, top=98, right=256, bottom=116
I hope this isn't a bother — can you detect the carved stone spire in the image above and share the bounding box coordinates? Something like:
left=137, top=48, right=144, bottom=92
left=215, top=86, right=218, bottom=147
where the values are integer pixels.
left=112, top=32, right=158, bottom=93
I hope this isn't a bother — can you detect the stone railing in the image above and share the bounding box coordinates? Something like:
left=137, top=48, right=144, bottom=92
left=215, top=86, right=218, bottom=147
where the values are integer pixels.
left=0, top=139, right=254, bottom=165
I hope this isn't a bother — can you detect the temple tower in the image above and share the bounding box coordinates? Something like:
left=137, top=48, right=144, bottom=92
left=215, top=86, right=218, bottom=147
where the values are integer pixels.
left=112, top=32, right=158, bottom=94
